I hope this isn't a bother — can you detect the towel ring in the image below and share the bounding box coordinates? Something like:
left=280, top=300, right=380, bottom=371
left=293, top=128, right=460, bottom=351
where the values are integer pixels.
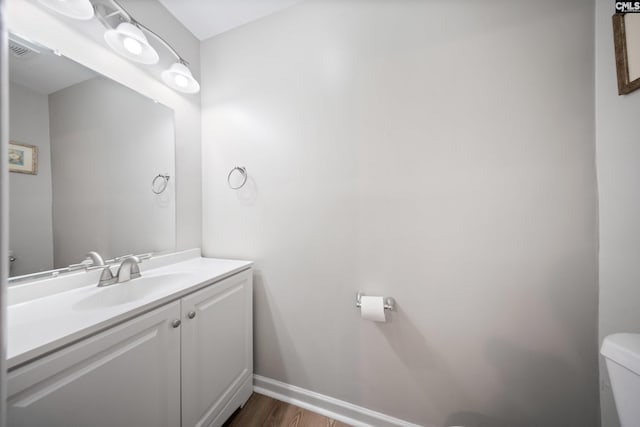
left=152, top=174, right=170, bottom=194
left=228, top=166, right=248, bottom=190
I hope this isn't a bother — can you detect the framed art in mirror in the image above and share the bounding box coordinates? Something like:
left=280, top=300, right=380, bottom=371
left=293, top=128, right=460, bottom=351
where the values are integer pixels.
left=613, top=13, right=640, bottom=95
left=8, top=141, right=37, bottom=175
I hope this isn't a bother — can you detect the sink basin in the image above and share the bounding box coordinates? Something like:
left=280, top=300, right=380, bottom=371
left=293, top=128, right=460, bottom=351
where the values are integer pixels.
left=73, top=272, right=193, bottom=310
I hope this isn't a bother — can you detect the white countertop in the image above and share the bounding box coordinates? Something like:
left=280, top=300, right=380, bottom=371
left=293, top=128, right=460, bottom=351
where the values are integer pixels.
left=7, top=254, right=252, bottom=370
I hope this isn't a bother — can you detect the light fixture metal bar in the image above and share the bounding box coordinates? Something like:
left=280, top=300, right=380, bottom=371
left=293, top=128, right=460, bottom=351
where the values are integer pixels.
left=107, top=0, right=189, bottom=66
left=132, top=20, right=189, bottom=66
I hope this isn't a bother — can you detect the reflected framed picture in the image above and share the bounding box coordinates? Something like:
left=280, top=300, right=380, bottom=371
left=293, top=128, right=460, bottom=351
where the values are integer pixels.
left=8, top=141, right=38, bottom=175
left=613, top=13, right=640, bottom=95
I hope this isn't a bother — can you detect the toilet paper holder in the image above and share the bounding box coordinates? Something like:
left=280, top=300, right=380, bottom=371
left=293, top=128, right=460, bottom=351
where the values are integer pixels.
left=356, top=292, right=395, bottom=311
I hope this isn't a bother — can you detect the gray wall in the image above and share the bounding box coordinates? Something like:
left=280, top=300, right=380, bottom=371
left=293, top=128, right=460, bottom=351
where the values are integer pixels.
left=48, top=77, right=175, bottom=268
left=200, top=1, right=599, bottom=426
left=121, top=0, right=202, bottom=252
left=595, top=0, right=640, bottom=426
left=8, top=0, right=202, bottom=254
left=8, top=82, right=54, bottom=276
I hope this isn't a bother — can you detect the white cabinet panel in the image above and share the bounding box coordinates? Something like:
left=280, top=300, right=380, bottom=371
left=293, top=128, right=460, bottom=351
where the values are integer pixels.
left=7, top=302, right=181, bottom=427
left=181, top=270, right=253, bottom=427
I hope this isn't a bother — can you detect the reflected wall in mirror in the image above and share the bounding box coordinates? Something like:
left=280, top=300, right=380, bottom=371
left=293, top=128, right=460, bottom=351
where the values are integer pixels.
left=8, top=33, right=176, bottom=278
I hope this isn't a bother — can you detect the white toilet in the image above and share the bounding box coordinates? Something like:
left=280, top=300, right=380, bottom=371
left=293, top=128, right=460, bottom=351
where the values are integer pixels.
left=601, top=333, right=640, bottom=427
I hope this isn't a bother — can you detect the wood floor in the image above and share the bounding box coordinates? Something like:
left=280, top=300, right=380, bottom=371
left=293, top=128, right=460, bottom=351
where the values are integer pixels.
left=223, top=393, right=352, bottom=427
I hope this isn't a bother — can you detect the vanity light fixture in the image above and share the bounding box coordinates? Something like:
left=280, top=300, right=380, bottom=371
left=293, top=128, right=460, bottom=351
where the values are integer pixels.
left=162, top=61, right=200, bottom=94
left=104, top=22, right=159, bottom=65
left=95, top=0, right=201, bottom=94
left=37, top=0, right=95, bottom=20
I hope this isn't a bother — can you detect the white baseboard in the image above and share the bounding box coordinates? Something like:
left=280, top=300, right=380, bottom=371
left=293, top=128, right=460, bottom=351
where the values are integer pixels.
left=253, top=375, right=425, bottom=427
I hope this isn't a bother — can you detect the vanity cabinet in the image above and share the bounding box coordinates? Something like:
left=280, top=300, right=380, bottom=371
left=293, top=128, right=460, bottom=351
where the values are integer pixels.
left=7, top=302, right=182, bottom=427
left=181, top=270, right=253, bottom=427
left=7, top=269, right=253, bottom=427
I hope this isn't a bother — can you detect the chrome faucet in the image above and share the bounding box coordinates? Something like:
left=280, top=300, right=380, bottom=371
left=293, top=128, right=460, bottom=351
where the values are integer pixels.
left=86, top=251, right=106, bottom=266
left=85, top=251, right=117, bottom=287
left=116, top=255, right=141, bottom=283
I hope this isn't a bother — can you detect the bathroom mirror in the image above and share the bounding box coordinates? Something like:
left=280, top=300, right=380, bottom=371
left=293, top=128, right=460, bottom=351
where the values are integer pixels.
left=7, top=33, right=176, bottom=279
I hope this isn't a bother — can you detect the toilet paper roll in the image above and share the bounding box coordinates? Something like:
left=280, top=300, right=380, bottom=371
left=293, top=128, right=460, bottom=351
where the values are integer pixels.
left=360, top=296, right=386, bottom=322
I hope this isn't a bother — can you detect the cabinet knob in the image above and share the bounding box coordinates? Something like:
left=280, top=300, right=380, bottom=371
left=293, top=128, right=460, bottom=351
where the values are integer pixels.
left=187, top=311, right=196, bottom=319
left=171, top=319, right=181, bottom=328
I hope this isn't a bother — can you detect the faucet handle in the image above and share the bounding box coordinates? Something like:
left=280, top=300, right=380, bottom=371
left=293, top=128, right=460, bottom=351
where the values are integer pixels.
left=95, top=265, right=117, bottom=287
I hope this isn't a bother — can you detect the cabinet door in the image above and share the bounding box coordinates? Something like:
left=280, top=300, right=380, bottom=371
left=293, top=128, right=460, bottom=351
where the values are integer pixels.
left=7, top=301, right=182, bottom=427
left=181, top=270, right=253, bottom=427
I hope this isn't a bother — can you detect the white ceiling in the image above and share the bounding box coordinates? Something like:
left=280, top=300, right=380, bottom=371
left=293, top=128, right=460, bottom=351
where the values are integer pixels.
left=158, top=0, right=303, bottom=41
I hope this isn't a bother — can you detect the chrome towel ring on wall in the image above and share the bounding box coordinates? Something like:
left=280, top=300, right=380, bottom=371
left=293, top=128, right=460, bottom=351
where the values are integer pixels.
left=228, top=166, right=248, bottom=190
left=152, top=173, right=170, bottom=194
